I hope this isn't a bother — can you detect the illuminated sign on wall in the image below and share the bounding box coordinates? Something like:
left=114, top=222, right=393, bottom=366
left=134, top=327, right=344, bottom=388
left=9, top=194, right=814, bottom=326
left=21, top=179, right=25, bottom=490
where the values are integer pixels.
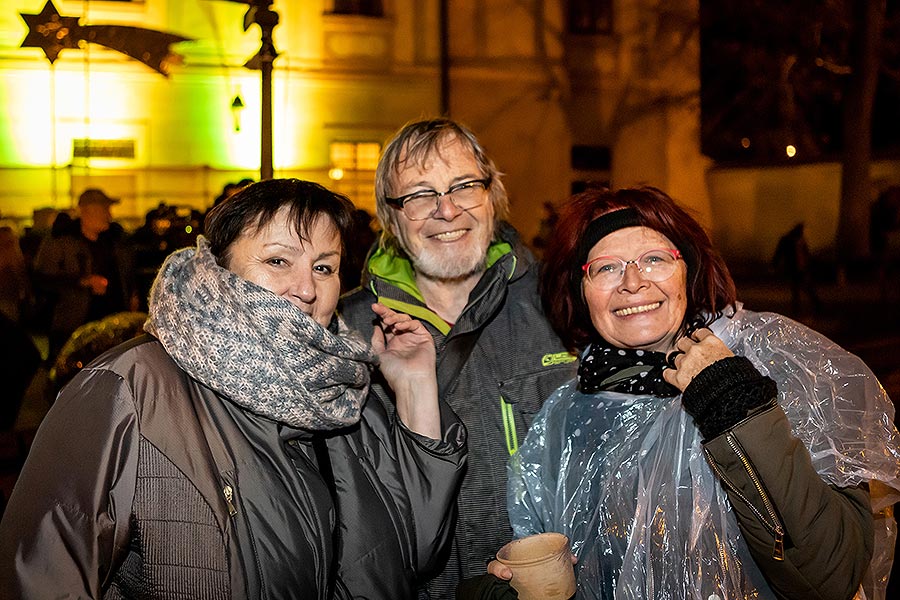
left=73, top=139, right=136, bottom=159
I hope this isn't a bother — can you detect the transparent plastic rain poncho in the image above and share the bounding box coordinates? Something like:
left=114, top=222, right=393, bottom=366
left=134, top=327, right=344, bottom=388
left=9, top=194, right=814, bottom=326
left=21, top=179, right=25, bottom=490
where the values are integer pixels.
left=508, top=307, right=900, bottom=600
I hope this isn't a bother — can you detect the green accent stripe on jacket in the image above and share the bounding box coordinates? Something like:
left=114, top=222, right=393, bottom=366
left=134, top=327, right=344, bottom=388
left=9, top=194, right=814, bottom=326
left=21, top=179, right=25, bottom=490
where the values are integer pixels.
left=367, top=241, right=513, bottom=305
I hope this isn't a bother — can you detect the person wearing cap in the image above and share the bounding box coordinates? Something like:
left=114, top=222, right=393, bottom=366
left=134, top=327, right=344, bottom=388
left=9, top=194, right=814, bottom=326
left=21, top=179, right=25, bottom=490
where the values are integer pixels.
left=34, top=188, right=137, bottom=361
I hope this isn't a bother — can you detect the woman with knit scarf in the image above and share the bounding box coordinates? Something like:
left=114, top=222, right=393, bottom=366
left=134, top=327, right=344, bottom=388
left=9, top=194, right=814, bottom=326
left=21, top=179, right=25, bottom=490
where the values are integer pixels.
left=486, top=187, right=900, bottom=600
left=0, top=179, right=467, bottom=599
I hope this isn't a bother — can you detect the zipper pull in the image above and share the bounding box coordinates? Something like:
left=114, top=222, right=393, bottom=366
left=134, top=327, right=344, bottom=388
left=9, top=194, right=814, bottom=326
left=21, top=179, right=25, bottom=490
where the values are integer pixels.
left=223, top=484, right=237, bottom=517
left=772, top=527, right=785, bottom=561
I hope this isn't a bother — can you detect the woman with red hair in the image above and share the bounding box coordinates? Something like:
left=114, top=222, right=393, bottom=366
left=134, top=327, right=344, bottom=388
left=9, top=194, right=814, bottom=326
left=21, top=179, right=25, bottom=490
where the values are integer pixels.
left=497, top=187, right=900, bottom=599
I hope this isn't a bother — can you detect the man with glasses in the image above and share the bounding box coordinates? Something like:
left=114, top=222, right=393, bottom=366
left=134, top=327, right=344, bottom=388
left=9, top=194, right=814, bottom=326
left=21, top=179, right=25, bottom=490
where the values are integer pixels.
left=339, top=118, right=576, bottom=597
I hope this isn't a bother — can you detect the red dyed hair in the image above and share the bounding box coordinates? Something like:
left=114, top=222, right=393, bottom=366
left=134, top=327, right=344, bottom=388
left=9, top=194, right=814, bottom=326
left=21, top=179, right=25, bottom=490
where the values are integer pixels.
left=540, top=186, right=737, bottom=352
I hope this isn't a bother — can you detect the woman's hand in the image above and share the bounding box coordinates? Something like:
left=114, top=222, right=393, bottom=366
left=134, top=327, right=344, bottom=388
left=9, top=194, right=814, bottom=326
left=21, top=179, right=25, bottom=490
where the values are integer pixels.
left=662, top=328, right=734, bottom=392
left=486, top=559, right=512, bottom=581
left=371, top=303, right=435, bottom=381
left=371, top=303, right=441, bottom=439
left=485, top=552, right=578, bottom=580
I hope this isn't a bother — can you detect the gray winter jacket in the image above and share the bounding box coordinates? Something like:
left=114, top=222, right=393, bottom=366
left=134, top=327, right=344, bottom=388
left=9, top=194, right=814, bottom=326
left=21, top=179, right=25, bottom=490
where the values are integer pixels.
left=339, top=223, right=576, bottom=597
left=0, top=335, right=466, bottom=599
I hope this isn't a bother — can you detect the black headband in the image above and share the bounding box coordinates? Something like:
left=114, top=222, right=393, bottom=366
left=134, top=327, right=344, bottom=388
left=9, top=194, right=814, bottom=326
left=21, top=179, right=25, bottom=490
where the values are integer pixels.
left=576, top=208, right=642, bottom=266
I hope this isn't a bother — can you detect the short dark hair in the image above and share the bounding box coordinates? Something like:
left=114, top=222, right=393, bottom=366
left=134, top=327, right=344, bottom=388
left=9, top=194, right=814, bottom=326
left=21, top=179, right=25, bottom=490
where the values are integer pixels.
left=541, top=186, right=737, bottom=352
left=205, top=179, right=355, bottom=268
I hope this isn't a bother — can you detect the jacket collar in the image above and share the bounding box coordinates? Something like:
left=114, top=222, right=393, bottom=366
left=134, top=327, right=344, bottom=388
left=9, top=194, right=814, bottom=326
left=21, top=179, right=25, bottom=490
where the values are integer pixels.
left=361, top=222, right=532, bottom=335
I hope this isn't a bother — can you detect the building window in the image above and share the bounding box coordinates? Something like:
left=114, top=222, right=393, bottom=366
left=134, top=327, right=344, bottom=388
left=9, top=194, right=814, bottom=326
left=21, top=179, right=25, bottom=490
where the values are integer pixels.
left=328, top=1, right=384, bottom=17
left=328, top=141, right=380, bottom=212
left=567, top=0, right=612, bottom=35
left=571, top=145, right=611, bottom=171
left=330, top=141, right=380, bottom=172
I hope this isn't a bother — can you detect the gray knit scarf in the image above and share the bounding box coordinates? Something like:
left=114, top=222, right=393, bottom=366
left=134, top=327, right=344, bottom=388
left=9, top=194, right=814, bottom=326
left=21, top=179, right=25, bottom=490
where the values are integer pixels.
left=145, top=236, right=376, bottom=430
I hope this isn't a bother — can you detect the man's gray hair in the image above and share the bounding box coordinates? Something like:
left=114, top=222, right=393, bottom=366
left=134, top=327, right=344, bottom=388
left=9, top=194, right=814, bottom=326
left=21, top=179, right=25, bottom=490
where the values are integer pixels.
left=374, top=118, right=509, bottom=252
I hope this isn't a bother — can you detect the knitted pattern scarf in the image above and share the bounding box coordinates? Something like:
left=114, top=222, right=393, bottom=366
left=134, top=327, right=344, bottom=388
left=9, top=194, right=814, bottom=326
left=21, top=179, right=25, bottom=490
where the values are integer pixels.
left=145, top=237, right=376, bottom=430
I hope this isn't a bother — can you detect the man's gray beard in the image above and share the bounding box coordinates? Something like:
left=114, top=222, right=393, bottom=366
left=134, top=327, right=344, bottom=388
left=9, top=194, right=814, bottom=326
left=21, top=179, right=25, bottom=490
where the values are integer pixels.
left=410, top=244, right=487, bottom=281
left=404, top=224, right=493, bottom=282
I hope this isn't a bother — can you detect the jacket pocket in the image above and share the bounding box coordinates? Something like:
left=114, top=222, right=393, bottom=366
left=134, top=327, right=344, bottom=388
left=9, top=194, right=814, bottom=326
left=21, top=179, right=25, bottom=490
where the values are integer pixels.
left=498, top=363, right=575, bottom=416
left=497, top=364, right=574, bottom=455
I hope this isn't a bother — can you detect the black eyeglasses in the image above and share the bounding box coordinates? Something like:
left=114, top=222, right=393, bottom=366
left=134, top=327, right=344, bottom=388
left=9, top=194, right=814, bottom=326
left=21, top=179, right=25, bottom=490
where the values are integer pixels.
left=385, top=178, right=491, bottom=221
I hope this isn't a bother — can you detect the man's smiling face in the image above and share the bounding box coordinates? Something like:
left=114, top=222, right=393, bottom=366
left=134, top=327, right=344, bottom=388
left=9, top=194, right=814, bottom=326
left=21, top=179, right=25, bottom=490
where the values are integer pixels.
left=388, top=135, right=495, bottom=281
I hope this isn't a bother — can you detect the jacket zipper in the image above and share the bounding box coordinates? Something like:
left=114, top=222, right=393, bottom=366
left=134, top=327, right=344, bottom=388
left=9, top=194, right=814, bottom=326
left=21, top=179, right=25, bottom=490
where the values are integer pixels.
left=457, top=255, right=516, bottom=320
left=287, top=439, right=337, bottom=597
left=705, top=434, right=785, bottom=561
left=222, top=477, right=268, bottom=598
left=223, top=484, right=238, bottom=516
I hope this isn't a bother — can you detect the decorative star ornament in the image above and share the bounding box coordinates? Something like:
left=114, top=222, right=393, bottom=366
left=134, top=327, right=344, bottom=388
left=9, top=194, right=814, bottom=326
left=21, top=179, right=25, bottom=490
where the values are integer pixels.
left=19, top=0, right=80, bottom=64
left=20, top=0, right=193, bottom=77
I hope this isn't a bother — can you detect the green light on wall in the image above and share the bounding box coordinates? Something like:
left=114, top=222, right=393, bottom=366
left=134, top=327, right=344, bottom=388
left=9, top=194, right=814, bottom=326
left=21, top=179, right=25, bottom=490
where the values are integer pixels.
left=0, top=71, right=53, bottom=165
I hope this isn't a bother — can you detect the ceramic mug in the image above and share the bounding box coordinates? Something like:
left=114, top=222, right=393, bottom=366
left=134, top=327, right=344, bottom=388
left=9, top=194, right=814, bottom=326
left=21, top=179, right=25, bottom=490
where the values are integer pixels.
left=495, top=532, right=576, bottom=600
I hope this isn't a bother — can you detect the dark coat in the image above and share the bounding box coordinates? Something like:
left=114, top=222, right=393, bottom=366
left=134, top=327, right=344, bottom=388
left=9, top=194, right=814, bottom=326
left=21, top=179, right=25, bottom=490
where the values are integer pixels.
left=0, top=335, right=466, bottom=599
left=704, top=403, right=874, bottom=600
left=33, top=224, right=135, bottom=336
left=339, top=224, right=576, bottom=596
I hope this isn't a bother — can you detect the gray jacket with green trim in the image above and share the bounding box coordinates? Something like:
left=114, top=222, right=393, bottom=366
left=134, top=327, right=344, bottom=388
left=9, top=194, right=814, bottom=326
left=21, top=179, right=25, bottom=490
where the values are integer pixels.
left=338, top=223, right=576, bottom=598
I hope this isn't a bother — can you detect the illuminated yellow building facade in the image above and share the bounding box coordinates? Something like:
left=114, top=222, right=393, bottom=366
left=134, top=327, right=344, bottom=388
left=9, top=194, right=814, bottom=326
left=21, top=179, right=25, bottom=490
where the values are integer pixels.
left=5, top=0, right=876, bottom=261
left=0, top=0, right=442, bottom=226
left=443, top=0, right=710, bottom=244
left=1, top=0, right=710, bottom=242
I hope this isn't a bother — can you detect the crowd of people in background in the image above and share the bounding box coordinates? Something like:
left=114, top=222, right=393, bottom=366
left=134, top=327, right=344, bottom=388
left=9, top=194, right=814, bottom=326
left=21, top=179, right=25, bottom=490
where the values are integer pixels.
left=0, top=178, right=381, bottom=421
left=0, top=225, right=40, bottom=433
left=0, top=118, right=897, bottom=599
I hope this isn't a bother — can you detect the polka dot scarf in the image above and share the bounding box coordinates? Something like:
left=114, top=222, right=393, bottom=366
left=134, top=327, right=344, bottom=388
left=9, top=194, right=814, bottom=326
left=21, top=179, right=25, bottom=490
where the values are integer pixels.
left=577, top=343, right=679, bottom=397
